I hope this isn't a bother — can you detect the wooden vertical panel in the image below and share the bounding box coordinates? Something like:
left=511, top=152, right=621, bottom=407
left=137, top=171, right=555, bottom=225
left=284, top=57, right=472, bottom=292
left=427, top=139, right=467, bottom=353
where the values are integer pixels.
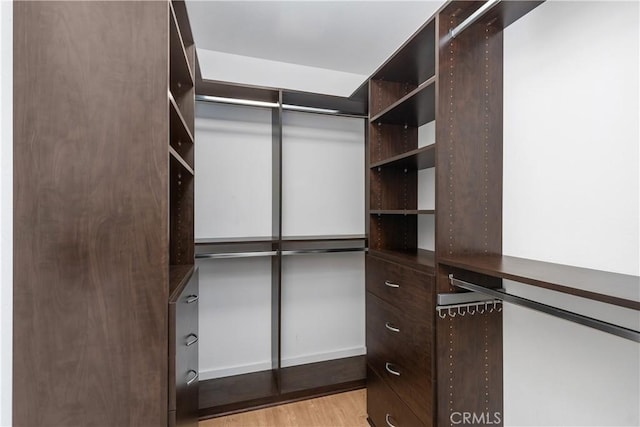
left=436, top=5, right=503, bottom=293
left=13, top=2, right=169, bottom=426
left=271, top=93, right=283, bottom=372
left=369, top=122, right=418, bottom=163
left=434, top=3, right=504, bottom=425
left=369, top=80, right=417, bottom=118
left=170, top=161, right=194, bottom=268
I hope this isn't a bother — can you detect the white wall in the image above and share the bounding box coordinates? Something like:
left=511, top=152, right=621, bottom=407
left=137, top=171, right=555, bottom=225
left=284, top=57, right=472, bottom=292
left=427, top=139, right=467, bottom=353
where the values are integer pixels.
left=503, top=1, right=640, bottom=425
left=0, top=2, right=12, bottom=425
left=194, top=104, right=366, bottom=378
left=197, top=48, right=367, bottom=98
left=194, top=102, right=273, bottom=239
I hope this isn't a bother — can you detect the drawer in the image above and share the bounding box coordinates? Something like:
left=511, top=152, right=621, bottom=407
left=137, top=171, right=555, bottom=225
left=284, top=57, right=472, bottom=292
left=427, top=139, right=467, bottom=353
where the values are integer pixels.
left=366, top=256, right=433, bottom=314
left=169, top=268, right=199, bottom=426
left=367, top=367, right=426, bottom=427
left=366, top=292, right=431, bottom=378
left=367, top=335, right=432, bottom=425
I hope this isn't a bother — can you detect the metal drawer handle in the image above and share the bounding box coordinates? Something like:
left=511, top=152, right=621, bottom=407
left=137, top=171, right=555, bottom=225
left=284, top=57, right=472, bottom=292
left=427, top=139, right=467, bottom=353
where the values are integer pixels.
left=186, top=369, right=198, bottom=386
left=384, top=280, right=399, bottom=288
left=385, top=322, right=400, bottom=333
left=385, top=362, right=401, bottom=376
left=186, top=294, right=199, bottom=304
left=385, top=413, right=397, bottom=427
left=186, top=333, right=198, bottom=346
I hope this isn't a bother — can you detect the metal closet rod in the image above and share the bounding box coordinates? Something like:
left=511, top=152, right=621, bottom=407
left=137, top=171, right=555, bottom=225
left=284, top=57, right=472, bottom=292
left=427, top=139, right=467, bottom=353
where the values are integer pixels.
left=449, top=0, right=501, bottom=39
left=449, top=275, right=640, bottom=343
left=195, top=95, right=367, bottom=118
left=195, top=247, right=367, bottom=259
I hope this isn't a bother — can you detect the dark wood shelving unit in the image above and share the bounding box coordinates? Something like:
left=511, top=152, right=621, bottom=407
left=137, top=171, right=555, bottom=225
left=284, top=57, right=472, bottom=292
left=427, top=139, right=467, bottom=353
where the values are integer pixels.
left=195, top=237, right=279, bottom=257
left=199, top=356, right=365, bottom=419
left=370, top=77, right=436, bottom=126
left=13, top=1, right=198, bottom=426
left=439, top=254, right=640, bottom=310
left=370, top=144, right=435, bottom=170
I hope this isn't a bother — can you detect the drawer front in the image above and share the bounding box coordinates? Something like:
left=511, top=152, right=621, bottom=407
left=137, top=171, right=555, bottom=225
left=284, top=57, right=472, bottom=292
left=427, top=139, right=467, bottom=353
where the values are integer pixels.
left=366, top=292, right=431, bottom=377
left=366, top=256, right=433, bottom=314
left=367, top=367, right=425, bottom=427
left=174, top=269, right=199, bottom=427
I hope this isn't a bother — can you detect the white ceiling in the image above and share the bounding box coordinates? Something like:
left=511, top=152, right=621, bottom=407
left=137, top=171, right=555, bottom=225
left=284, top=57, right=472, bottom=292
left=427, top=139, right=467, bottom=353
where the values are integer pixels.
left=186, top=1, right=444, bottom=77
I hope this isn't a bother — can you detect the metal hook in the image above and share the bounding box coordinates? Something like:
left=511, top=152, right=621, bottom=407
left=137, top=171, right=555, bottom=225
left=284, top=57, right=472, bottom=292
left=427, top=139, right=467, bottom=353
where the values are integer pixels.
left=438, top=309, right=446, bottom=319
left=458, top=306, right=466, bottom=316
left=497, top=301, right=502, bottom=312
left=477, top=304, right=485, bottom=314
left=448, top=307, right=456, bottom=318
left=488, top=301, right=494, bottom=313
left=468, top=305, right=476, bottom=315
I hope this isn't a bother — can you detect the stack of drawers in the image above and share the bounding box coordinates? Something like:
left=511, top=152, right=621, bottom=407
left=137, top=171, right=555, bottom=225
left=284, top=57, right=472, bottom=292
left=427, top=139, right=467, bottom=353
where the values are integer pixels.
left=366, top=255, right=434, bottom=427
left=169, top=268, right=200, bottom=427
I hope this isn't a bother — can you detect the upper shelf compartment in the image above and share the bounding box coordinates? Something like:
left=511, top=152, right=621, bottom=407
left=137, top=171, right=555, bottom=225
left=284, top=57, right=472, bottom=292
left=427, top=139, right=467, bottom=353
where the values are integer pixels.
left=169, top=2, right=194, bottom=96
left=370, top=77, right=435, bottom=126
left=369, top=19, right=435, bottom=117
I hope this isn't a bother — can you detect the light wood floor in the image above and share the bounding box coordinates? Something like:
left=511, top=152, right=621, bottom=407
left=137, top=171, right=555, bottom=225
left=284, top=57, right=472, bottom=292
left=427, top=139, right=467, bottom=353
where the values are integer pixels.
left=199, top=389, right=369, bottom=427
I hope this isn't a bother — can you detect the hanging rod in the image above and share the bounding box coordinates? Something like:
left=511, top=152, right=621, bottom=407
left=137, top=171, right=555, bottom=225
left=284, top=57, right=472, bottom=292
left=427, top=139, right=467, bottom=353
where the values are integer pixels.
left=281, top=247, right=368, bottom=256
left=195, top=95, right=367, bottom=118
left=449, top=275, right=640, bottom=343
left=196, top=251, right=278, bottom=259
left=449, top=0, right=501, bottom=39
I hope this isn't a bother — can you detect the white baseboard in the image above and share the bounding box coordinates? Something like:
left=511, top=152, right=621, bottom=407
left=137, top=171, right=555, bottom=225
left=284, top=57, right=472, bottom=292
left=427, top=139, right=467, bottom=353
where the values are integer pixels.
left=199, top=346, right=366, bottom=381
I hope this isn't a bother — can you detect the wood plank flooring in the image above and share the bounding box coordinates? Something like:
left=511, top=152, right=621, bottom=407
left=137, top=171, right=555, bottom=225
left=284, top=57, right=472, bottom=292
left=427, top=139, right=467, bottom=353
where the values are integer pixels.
left=199, top=389, right=368, bottom=427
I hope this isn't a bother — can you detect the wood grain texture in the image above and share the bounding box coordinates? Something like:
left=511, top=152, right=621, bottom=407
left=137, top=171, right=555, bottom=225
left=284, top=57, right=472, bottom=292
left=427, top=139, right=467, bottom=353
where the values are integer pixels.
left=366, top=368, right=425, bottom=427
left=199, top=356, right=366, bottom=419
left=435, top=3, right=504, bottom=293
left=13, top=1, right=169, bottom=426
left=200, top=389, right=368, bottom=427
left=369, top=80, right=416, bottom=118
left=369, top=122, right=417, bottom=164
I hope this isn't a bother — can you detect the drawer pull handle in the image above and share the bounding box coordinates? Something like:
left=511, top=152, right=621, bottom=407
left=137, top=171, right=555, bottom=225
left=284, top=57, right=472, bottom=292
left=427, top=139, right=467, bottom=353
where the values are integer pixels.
left=385, top=414, right=397, bottom=427
left=385, top=322, right=400, bottom=333
left=186, top=295, right=199, bottom=304
left=384, top=280, right=399, bottom=288
left=186, top=369, right=198, bottom=386
left=385, top=362, right=401, bottom=376
left=186, top=333, right=199, bottom=346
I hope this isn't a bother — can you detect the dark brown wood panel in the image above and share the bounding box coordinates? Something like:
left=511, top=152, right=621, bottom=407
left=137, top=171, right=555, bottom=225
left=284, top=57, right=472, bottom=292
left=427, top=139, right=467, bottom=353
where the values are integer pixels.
left=368, top=248, right=435, bottom=273
left=170, top=157, right=195, bottom=266
left=371, top=79, right=436, bottom=127
left=369, top=122, right=418, bottom=164
left=370, top=80, right=417, bottom=118
left=369, top=215, right=418, bottom=253
left=436, top=310, right=503, bottom=427
left=370, top=168, right=417, bottom=211
left=435, top=5, right=504, bottom=292
left=366, top=367, right=427, bottom=427
left=13, top=2, right=169, bottom=425
left=370, top=144, right=435, bottom=170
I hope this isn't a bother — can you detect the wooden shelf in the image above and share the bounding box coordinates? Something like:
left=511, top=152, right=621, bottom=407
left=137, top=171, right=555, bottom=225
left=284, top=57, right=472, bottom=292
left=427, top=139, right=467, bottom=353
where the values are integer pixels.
left=195, top=237, right=278, bottom=258
left=168, top=264, right=195, bottom=297
left=368, top=248, right=435, bottom=273
left=370, top=144, right=435, bottom=170
left=370, top=209, right=434, bottom=215
left=370, top=77, right=436, bottom=127
left=170, top=146, right=194, bottom=175
left=439, top=254, right=640, bottom=310
left=170, top=91, right=194, bottom=140
left=169, top=1, right=194, bottom=97
left=199, top=356, right=366, bottom=419
left=371, top=18, right=435, bottom=85
left=281, top=235, right=367, bottom=253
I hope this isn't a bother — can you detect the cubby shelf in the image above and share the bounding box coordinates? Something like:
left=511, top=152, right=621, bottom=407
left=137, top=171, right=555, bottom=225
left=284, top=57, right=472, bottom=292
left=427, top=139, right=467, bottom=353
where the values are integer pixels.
left=169, top=2, right=194, bottom=93
left=370, top=77, right=436, bottom=126
left=169, top=146, right=194, bottom=175
left=370, top=144, right=435, bottom=170
left=169, top=91, right=194, bottom=144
